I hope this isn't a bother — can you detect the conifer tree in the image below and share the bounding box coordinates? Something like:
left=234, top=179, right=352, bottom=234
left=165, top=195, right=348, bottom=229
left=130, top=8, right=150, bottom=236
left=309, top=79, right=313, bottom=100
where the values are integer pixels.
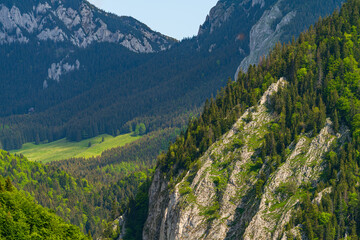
left=5, top=177, right=12, bottom=192
left=334, top=110, right=339, bottom=133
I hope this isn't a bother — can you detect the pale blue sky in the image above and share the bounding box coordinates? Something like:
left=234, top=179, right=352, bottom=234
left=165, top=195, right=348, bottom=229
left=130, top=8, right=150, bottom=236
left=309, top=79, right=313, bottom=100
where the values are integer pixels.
left=87, top=0, right=218, bottom=40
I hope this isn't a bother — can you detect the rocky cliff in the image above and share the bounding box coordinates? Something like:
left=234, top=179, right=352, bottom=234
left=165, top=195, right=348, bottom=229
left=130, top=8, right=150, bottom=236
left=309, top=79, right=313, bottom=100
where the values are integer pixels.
left=233, top=0, right=344, bottom=76
left=143, top=78, right=348, bottom=239
left=197, top=0, right=344, bottom=78
left=0, top=0, right=174, bottom=53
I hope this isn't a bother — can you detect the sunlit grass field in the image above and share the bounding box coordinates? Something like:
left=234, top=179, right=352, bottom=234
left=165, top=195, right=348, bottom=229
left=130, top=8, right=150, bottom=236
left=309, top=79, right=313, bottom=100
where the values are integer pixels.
left=10, top=133, right=142, bottom=163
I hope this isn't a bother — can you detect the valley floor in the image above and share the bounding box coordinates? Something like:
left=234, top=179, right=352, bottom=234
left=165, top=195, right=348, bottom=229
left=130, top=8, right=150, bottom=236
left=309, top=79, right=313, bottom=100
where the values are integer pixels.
left=10, top=133, right=142, bottom=163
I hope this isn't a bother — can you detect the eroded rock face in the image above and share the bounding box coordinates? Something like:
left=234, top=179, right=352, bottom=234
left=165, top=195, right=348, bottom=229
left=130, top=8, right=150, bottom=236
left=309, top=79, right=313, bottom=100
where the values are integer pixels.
left=198, top=2, right=236, bottom=35
left=198, top=0, right=267, bottom=36
left=236, top=0, right=296, bottom=76
left=143, top=78, right=346, bottom=240
left=45, top=59, right=80, bottom=87
left=233, top=0, right=344, bottom=77
left=0, top=1, right=174, bottom=53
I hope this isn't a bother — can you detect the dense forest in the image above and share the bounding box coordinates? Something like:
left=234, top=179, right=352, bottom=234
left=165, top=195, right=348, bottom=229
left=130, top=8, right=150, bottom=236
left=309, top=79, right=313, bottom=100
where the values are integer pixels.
left=0, top=149, right=149, bottom=238
left=0, top=175, right=89, bottom=239
left=129, top=0, right=360, bottom=238
left=0, top=142, right=154, bottom=239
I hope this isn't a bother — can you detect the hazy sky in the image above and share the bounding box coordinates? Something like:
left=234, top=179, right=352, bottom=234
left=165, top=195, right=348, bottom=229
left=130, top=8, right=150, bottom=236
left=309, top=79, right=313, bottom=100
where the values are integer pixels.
left=87, top=0, right=218, bottom=40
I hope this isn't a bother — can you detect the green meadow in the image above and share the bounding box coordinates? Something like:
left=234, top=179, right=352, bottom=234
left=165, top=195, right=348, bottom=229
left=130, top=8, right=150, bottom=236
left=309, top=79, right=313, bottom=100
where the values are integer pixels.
left=10, top=133, right=142, bottom=163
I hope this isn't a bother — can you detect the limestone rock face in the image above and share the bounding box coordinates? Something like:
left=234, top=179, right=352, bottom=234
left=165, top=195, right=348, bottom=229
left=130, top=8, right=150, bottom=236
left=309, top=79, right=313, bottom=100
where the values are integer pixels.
left=236, top=0, right=296, bottom=76
left=232, top=0, right=344, bottom=78
left=198, top=0, right=268, bottom=37
left=0, top=1, right=174, bottom=53
left=194, top=0, right=342, bottom=81
left=143, top=78, right=346, bottom=240
left=44, top=58, right=80, bottom=87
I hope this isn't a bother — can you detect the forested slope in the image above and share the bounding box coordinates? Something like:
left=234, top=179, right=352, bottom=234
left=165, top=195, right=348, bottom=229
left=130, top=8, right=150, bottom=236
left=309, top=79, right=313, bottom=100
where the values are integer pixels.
left=141, top=0, right=360, bottom=238
left=0, top=149, right=152, bottom=238
left=0, top=176, right=89, bottom=239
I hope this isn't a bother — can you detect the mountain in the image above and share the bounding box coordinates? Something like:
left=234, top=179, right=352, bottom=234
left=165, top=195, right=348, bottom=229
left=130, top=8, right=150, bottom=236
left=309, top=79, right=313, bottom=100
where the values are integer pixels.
left=0, top=0, right=175, bottom=119
left=0, top=0, right=174, bottom=51
left=139, top=0, right=360, bottom=239
left=0, top=0, right=344, bottom=151
left=0, top=0, right=357, bottom=239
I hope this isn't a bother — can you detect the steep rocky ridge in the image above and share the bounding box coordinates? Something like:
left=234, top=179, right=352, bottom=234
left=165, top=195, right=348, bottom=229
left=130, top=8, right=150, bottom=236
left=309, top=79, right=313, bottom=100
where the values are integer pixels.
left=235, top=0, right=296, bottom=76
left=242, top=120, right=349, bottom=239
left=0, top=0, right=174, bottom=52
left=197, top=0, right=344, bottom=79
left=143, top=78, right=347, bottom=239
left=226, top=0, right=344, bottom=77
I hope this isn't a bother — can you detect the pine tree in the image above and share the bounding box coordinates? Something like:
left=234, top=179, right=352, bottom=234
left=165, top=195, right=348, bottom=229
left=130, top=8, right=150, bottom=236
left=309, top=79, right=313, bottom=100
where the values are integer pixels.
left=334, top=110, right=339, bottom=133
left=35, top=133, right=40, bottom=145
left=5, top=177, right=13, bottom=192
left=111, top=199, right=118, bottom=220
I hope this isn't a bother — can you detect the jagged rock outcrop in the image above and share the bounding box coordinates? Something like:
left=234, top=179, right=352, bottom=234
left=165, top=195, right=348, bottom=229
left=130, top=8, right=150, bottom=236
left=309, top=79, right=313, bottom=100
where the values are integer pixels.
left=143, top=78, right=347, bottom=239
left=242, top=119, right=349, bottom=240
left=195, top=0, right=343, bottom=80
left=231, top=0, right=344, bottom=77
left=44, top=58, right=80, bottom=87
left=0, top=0, right=174, bottom=53
left=235, top=0, right=296, bottom=76
left=198, top=0, right=267, bottom=36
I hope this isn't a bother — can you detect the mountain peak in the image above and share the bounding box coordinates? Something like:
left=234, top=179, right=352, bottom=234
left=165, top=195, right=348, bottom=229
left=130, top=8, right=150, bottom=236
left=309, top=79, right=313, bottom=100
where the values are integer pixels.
left=0, top=0, right=175, bottom=53
left=198, top=0, right=267, bottom=36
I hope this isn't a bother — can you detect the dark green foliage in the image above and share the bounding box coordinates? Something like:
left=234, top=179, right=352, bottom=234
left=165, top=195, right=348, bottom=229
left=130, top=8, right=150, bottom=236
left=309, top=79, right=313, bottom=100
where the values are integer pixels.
left=123, top=179, right=152, bottom=240
left=0, top=1, right=350, bottom=239
left=0, top=176, right=88, bottom=240
left=133, top=123, right=147, bottom=136
left=232, top=138, right=244, bottom=149
left=158, top=78, right=259, bottom=180
left=0, top=149, right=150, bottom=238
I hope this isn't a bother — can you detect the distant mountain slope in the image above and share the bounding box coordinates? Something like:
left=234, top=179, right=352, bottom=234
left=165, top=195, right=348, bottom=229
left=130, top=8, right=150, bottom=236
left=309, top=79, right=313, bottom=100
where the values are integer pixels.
left=142, top=0, right=360, bottom=238
left=196, top=0, right=345, bottom=77
left=0, top=0, right=343, bottom=150
left=0, top=0, right=174, bottom=52
left=236, top=0, right=345, bottom=75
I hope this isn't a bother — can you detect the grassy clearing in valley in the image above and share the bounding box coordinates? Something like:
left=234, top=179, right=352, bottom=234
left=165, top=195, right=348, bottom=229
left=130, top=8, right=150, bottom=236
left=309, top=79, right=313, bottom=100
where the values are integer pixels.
left=10, top=133, right=142, bottom=163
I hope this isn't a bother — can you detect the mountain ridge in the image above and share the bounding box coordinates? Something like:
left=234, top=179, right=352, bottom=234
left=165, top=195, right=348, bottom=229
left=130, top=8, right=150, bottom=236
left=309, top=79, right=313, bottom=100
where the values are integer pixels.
left=0, top=0, right=175, bottom=52
left=139, top=0, right=360, bottom=238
